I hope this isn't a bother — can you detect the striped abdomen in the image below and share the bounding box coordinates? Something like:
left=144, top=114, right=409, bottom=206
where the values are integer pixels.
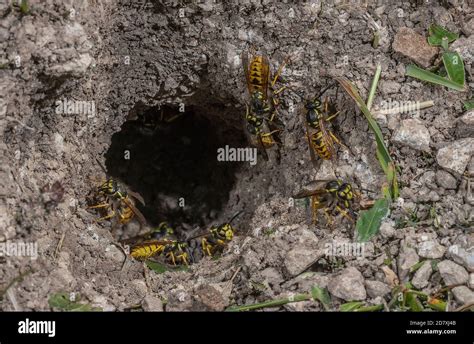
left=249, top=57, right=266, bottom=93
left=131, top=242, right=166, bottom=260
left=310, top=130, right=332, bottom=160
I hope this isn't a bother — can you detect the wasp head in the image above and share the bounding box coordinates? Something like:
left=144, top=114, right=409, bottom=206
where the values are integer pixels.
left=210, top=224, right=234, bottom=242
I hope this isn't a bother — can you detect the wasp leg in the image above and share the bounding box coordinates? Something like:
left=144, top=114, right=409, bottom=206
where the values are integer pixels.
left=323, top=208, right=334, bottom=228
left=328, top=131, right=352, bottom=153
left=167, top=251, right=177, bottom=266
left=97, top=210, right=116, bottom=222
left=336, top=205, right=356, bottom=223
left=88, top=202, right=116, bottom=221
left=201, top=238, right=213, bottom=256
left=271, top=56, right=290, bottom=87
left=88, top=202, right=110, bottom=209
left=325, top=111, right=341, bottom=123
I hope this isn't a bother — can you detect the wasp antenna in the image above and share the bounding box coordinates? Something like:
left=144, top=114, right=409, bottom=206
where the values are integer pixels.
left=228, top=210, right=244, bottom=225
left=95, top=157, right=108, bottom=175
left=315, top=82, right=335, bottom=100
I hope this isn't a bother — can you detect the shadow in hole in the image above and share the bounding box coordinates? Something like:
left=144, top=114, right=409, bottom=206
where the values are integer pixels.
left=104, top=105, right=244, bottom=229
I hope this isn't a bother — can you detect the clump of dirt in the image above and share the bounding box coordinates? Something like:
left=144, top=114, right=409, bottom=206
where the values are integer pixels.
left=1, top=0, right=473, bottom=311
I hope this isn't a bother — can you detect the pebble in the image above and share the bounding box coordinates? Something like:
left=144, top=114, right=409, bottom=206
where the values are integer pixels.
left=411, top=261, right=433, bottom=289
left=417, top=240, right=446, bottom=259
left=452, top=286, right=474, bottom=305
left=447, top=245, right=474, bottom=272
left=392, top=119, right=431, bottom=152
left=141, top=295, right=164, bottom=312
left=327, top=267, right=366, bottom=301
left=365, top=280, right=391, bottom=298
left=392, top=27, right=438, bottom=68
left=397, top=243, right=419, bottom=282
left=435, top=170, right=458, bottom=189
left=436, top=138, right=474, bottom=175
left=437, top=260, right=469, bottom=285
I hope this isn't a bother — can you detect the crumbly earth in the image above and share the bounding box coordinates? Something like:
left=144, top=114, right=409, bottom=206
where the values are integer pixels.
left=0, top=0, right=473, bottom=311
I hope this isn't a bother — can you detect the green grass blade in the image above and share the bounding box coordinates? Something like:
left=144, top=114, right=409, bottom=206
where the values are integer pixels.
left=428, top=24, right=459, bottom=46
left=406, top=292, right=424, bottom=311
left=311, top=286, right=331, bottom=310
left=442, top=51, right=465, bottom=86
left=146, top=260, right=189, bottom=274
left=356, top=198, right=390, bottom=242
left=48, top=292, right=102, bottom=311
left=406, top=65, right=465, bottom=91
left=226, top=293, right=312, bottom=312
left=19, top=0, right=29, bottom=14
left=463, top=100, right=474, bottom=110
left=340, top=301, right=364, bottom=312
left=335, top=77, right=398, bottom=198
left=367, top=64, right=382, bottom=110
left=355, top=304, right=384, bottom=312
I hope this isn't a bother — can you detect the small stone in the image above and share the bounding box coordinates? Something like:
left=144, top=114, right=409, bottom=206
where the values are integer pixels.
left=380, top=80, right=401, bottom=94
left=459, top=110, right=474, bottom=126
left=450, top=36, right=474, bottom=65
left=436, top=138, right=474, bottom=175
left=452, top=286, right=474, bottom=305
left=469, top=273, right=474, bottom=290
left=462, top=17, right=474, bottom=36
left=447, top=245, right=474, bottom=272
left=392, top=27, right=438, bottom=68
left=398, top=244, right=419, bottom=282
left=141, top=295, right=164, bottom=312
left=327, top=267, right=366, bottom=301
left=412, top=261, right=433, bottom=289
left=438, top=260, right=469, bottom=285
left=260, top=267, right=283, bottom=288
left=365, top=280, right=391, bottom=298
left=192, top=284, right=226, bottom=311
left=130, top=280, right=148, bottom=299
left=284, top=229, right=323, bottom=276
left=392, top=119, right=431, bottom=152
left=379, top=221, right=396, bottom=239
left=417, top=240, right=446, bottom=259
left=166, top=289, right=193, bottom=312
left=48, top=54, right=92, bottom=76
left=435, top=170, right=458, bottom=189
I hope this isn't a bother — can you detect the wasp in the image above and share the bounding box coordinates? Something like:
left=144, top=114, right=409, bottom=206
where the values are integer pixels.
left=242, top=48, right=288, bottom=160
left=303, top=91, right=347, bottom=170
left=293, top=180, right=357, bottom=226
left=88, top=159, right=147, bottom=225
left=121, top=221, right=176, bottom=246
left=200, top=211, right=242, bottom=256
left=130, top=239, right=191, bottom=266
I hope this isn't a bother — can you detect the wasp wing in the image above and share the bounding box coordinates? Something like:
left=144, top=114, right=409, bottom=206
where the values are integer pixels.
left=121, top=197, right=147, bottom=225
left=293, top=180, right=333, bottom=199
left=301, top=105, right=322, bottom=171
left=127, top=190, right=146, bottom=206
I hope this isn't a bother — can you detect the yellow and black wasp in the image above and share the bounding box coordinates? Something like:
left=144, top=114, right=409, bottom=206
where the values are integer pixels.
left=200, top=211, right=243, bottom=257
left=121, top=221, right=175, bottom=246
left=302, top=88, right=347, bottom=170
left=242, top=47, right=288, bottom=160
left=130, top=239, right=191, bottom=266
left=293, top=180, right=357, bottom=227
left=88, top=159, right=147, bottom=226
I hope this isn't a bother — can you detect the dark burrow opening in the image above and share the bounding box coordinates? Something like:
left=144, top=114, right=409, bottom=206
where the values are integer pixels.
left=103, top=102, right=247, bottom=235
